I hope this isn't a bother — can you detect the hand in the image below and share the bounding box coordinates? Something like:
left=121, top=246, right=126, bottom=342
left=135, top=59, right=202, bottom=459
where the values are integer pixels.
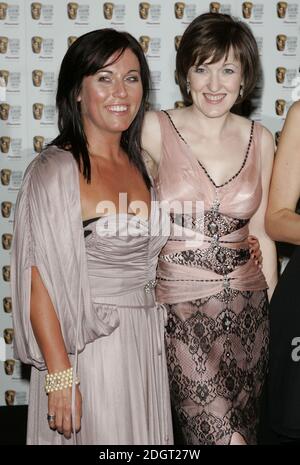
left=47, top=385, right=82, bottom=439
left=248, top=235, right=262, bottom=269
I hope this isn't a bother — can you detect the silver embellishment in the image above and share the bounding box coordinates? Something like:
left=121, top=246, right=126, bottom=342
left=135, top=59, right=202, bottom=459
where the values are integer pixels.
left=223, top=275, right=230, bottom=292
left=144, top=279, right=157, bottom=293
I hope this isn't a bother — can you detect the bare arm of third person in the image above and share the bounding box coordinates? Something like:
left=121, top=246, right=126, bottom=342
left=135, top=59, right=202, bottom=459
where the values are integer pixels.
left=249, top=127, right=277, bottom=299
left=265, top=101, right=300, bottom=245
left=30, top=266, right=82, bottom=438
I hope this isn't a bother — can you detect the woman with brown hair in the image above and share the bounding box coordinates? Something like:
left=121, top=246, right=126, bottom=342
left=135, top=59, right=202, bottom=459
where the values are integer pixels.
left=142, top=13, right=277, bottom=445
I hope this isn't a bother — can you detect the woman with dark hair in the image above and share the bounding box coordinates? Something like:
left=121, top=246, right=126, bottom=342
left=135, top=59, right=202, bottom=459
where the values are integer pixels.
left=265, top=100, right=300, bottom=444
left=142, top=13, right=277, bottom=444
left=11, top=29, right=173, bottom=445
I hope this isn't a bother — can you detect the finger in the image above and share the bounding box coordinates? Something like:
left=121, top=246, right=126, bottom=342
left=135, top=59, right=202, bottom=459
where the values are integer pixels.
left=47, top=414, right=57, bottom=431
left=72, top=408, right=81, bottom=433
left=48, top=398, right=57, bottom=430
left=248, top=235, right=258, bottom=241
left=55, top=409, right=63, bottom=435
left=63, top=413, right=72, bottom=439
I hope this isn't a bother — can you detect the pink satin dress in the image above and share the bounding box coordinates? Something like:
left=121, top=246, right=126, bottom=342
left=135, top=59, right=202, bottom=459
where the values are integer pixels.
left=154, top=111, right=269, bottom=445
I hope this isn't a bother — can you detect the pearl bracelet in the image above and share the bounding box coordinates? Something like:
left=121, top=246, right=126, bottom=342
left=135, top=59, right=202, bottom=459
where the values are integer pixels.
left=45, top=367, right=79, bottom=394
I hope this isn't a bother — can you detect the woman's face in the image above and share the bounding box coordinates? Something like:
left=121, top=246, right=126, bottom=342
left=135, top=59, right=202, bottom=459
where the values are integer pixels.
left=187, top=47, right=243, bottom=119
left=78, top=48, right=143, bottom=138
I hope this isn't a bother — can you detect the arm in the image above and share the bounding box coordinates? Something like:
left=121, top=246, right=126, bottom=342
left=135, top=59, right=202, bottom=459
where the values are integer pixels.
left=265, top=101, right=300, bottom=244
left=141, top=111, right=162, bottom=175
left=31, top=266, right=82, bottom=438
left=249, top=127, right=277, bottom=299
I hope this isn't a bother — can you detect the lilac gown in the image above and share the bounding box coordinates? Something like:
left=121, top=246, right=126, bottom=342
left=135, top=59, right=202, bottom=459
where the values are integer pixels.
left=12, top=148, right=173, bottom=445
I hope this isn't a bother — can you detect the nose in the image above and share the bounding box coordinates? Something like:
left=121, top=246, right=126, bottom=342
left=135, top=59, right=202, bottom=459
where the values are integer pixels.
left=112, top=79, right=128, bottom=98
left=207, top=71, right=221, bottom=92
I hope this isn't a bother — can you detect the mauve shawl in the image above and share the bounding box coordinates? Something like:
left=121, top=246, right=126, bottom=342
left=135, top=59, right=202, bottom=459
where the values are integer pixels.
left=11, top=146, right=119, bottom=370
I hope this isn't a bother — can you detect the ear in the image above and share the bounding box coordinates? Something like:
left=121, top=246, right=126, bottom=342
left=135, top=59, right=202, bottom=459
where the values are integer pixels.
left=77, top=93, right=81, bottom=102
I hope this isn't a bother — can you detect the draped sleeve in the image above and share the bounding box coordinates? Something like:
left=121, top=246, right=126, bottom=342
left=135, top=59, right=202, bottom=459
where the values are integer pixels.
left=11, top=147, right=119, bottom=370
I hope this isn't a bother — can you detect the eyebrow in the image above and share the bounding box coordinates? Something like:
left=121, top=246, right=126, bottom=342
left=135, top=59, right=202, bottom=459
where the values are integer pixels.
left=223, top=62, right=239, bottom=66
left=97, top=69, right=140, bottom=74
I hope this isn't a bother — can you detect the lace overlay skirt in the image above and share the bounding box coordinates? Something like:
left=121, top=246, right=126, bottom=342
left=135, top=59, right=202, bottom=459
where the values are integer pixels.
left=165, top=288, right=269, bottom=445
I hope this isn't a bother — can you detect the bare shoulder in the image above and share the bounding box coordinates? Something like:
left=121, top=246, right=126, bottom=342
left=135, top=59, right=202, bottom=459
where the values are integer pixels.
left=142, top=111, right=162, bottom=165
left=233, top=114, right=274, bottom=149
left=288, top=100, right=300, bottom=120
left=164, top=107, right=189, bottom=128
left=230, top=113, right=253, bottom=133
left=284, top=100, right=300, bottom=135
left=260, top=124, right=274, bottom=147
left=142, top=111, right=160, bottom=138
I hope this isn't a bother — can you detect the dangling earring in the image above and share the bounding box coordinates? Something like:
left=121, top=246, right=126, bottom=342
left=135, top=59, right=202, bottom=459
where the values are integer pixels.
left=186, top=80, right=191, bottom=94
left=239, top=85, right=244, bottom=97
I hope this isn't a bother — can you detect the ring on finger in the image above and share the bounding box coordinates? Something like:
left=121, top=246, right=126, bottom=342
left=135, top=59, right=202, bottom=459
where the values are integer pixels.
left=47, top=413, right=56, bottom=422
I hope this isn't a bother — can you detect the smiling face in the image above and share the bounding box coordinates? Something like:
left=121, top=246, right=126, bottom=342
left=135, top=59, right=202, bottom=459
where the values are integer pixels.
left=187, top=48, right=243, bottom=119
left=77, top=48, right=143, bottom=139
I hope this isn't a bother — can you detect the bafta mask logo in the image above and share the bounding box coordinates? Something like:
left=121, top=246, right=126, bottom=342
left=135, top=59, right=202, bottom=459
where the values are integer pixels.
left=33, top=135, right=45, bottom=153
left=0, top=2, right=8, bottom=20
left=0, top=102, right=9, bottom=120
left=276, top=66, right=286, bottom=84
left=1, top=201, right=12, bottom=218
left=31, top=2, right=42, bottom=20
left=3, top=327, right=13, bottom=344
left=4, top=359, right=15, bottom=376
left=67, top=36, right=77, bottom=48
left=2, top=265, right=10, bottom=282
left=276, top=34, right=287, bottom=51
left=67, top=2, right=78, bottom=20
left=275, top=130, right=281, bottom=146
left=32, top=69, right=43, bottom=87
left=242, top=2, right=253, bottom=19
left=209, top=2, right=221, bottom=13
left=0, top=69, right=9, bottom=86
left=277, top=1, right=287, bottom=19
left=0, top=136, right=11, bottom=153
left=139, top=2, right=150, bottom=20
left=2, top=233, right=12, bottom=250
left=139, top=36, right=150, bottom=54
left=3, top=296, right=12, bottom=313
left=174, top=35, right=182, bottom=52
left=32, top=102, right=44, bottom=120
left=31, top=36, right=43, bottom=54
left=1, top=168, right=11, bottom=186
left=174, top=2, right=185, bottom=19
left=174, top=101, right=185, bottom=109
left=5, top=389, right=16, bottom=406
left=275, top=98, right=286, bottom=116
left=0, top=36, right=8, bottom=54
left=103, top=2, right=114, bottom=20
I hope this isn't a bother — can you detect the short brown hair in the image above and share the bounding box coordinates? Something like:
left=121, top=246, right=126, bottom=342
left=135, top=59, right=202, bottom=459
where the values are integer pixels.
left=176, top=13, right=260, bottom=106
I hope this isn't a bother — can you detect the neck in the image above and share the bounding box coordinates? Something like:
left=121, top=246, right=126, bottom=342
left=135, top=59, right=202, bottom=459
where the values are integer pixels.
left=84, top=126, right=124, bottom=161
left=188, top=105, right=233, bottom=139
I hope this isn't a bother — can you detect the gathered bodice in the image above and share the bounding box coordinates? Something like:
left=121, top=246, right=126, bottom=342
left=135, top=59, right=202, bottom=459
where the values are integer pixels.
left=83, top=190, right=168, bottom=302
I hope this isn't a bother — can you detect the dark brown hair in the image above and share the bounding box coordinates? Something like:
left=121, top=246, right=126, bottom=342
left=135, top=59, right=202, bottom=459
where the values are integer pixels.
left=176, top=13, right=260, bottom=106
left=50, top=29, right=151, bottom=188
